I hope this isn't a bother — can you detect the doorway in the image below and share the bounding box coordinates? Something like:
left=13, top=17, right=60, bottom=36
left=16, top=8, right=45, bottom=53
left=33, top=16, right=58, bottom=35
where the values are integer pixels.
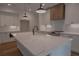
left=20, top=20, right=30, bottom=32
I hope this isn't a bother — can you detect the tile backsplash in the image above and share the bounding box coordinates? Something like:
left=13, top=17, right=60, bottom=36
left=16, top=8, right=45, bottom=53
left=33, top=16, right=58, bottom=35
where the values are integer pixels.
left=51, top=20, right=64, bottom=31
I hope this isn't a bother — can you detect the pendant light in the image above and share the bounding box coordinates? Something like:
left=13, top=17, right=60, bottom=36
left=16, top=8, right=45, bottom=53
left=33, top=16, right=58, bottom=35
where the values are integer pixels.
left=36, top=3, right=46, bottom=13
left=22, top=4, right=28, bottom=20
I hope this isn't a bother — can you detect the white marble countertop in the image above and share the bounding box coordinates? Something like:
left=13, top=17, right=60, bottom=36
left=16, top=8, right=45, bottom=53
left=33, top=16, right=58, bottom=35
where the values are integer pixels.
left=12, top=32, right=72, bottom=56
left=61, top=32, right=79, bottom=35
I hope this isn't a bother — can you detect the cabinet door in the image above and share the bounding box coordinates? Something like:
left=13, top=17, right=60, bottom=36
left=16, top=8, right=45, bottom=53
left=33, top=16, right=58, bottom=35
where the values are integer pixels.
left=0, top=12, right=19, bottom=26
left=50, top=4, right=65, bottom=20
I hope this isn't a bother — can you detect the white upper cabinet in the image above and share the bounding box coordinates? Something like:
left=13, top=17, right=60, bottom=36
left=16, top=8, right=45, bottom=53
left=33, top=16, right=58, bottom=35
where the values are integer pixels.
left=65, top=4, right=79, bottom=25
left=0, top=12, right=19, bottom=26
left=64, top=4, right=79, bottom=31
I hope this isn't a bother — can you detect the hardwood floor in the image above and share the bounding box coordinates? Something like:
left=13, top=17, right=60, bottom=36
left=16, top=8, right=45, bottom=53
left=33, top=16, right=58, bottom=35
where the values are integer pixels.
left=0, top=41, right=79, bottom=56
left=0, top=41, right=22, bottom=56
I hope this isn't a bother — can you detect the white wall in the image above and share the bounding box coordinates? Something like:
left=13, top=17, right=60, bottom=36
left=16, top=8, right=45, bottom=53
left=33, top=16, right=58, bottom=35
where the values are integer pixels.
left=39, top=9, right=50, bottom=25
left=38, top=9, right=53, bottom=31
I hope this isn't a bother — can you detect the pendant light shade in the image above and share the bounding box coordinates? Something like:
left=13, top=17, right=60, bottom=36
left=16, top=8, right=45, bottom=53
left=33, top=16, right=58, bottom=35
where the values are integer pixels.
left=23, top=12, right=27, bottom=17
left=22, top=4, right=28, bottom=20
left=36, top=3, right=46, bottom=13
left=22, top=12, right=28, bottom=20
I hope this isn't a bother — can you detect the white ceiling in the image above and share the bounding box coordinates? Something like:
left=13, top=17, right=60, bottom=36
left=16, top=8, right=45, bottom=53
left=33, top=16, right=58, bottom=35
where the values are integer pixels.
left=0, top=3, right=57, bottom=14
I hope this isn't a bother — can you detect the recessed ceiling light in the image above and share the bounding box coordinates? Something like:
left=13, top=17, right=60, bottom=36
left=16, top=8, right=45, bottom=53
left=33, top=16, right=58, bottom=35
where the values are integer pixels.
left=8, top=4, right=12, bottom=6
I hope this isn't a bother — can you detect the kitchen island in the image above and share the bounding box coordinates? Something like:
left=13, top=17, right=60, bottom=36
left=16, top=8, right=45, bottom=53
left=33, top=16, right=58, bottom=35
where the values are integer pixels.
left=12, top=32, right=72, bottom=56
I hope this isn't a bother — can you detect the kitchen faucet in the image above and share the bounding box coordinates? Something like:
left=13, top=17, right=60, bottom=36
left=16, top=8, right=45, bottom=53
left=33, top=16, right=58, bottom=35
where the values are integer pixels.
left=32, top=26, right=39, bottom=35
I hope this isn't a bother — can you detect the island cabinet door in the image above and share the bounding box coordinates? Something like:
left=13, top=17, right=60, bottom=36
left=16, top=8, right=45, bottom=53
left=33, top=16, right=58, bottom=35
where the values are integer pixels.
left=16, top=41, right=34, bottom=56
left=48, top=42, right=71, bottom=56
